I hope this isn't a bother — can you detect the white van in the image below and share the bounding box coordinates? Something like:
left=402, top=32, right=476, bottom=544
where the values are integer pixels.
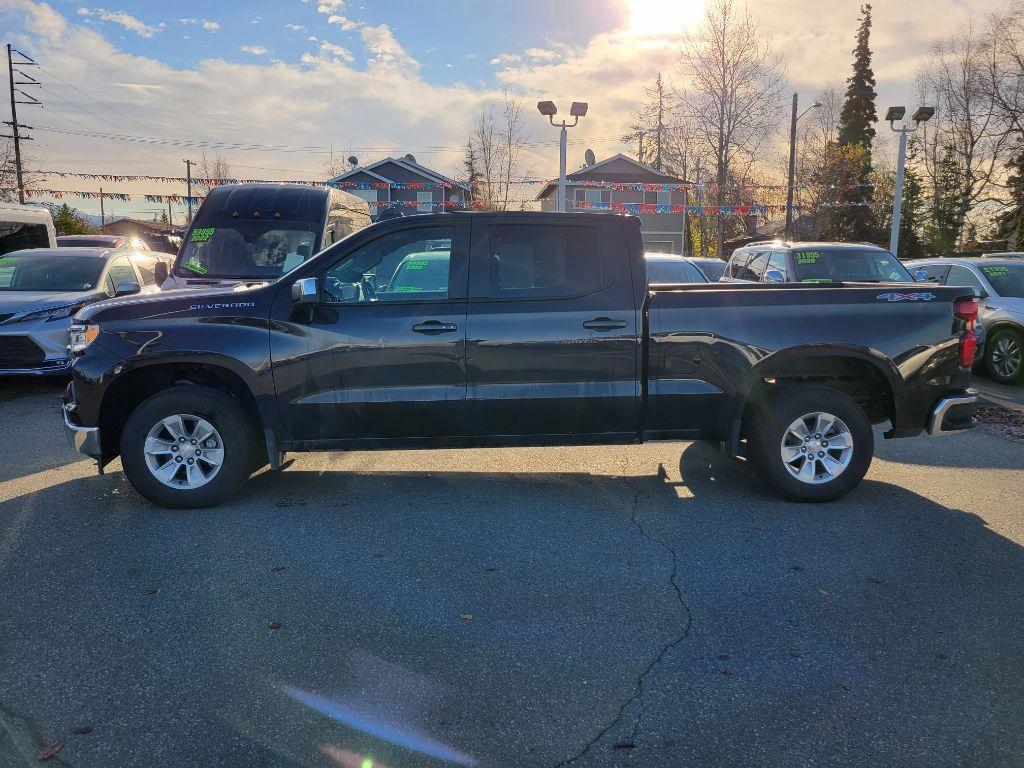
left=0, top=204, right=57, bottom=257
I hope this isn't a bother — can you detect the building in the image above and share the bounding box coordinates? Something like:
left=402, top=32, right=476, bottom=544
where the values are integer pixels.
left=101, top=217, right=168, bottom=239
left=536, top=153, right=690, bottom=254
left=326, top=156, right=471, bottom=215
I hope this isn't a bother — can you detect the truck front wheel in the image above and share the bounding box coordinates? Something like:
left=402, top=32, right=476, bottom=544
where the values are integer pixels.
left=749, top=386, right=873, bottom=502
left=120, top=385, right=258, bottom=509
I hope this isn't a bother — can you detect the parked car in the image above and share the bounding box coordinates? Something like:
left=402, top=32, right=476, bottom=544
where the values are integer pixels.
left=687, top=256, right=727, bottom=281
left=981, top=252, right=1024, bottom=258
left=141, top=232, right=182, bottom=255
left=723, top=241, right=915, bottom=284
left=0, top=248, right=162, bottom=375
left=162, top=183, right=371, bottom=291
left=908, top=258, right=1024, bottom=384
left=645, top=253, right=709, bottom=284
left=1, top=203, right=56, bottom=257
left=62, top=212, right=979, bottom=508
left=57, top=234, right=150, bottom=251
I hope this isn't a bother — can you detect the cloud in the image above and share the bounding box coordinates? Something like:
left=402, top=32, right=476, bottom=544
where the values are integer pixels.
left=76, top=6, right=160, bottom=37
left=240, top=44, right=268, bottom=55
left=285, top=23, right=306, bottom=31
left=361, top=23, right=418, bottom=71
left=490, top=53, right=521, bottom=67
left=316, top=0, right=344, bottom=10
left=524, top=47, right=559, bottom=62
left=178, top=17, right=196, bottom=24
left=201, top=19, right=219, bottom=31
left=178, top=17, right=217, bottom=31
left=319, top=41, right=353, bottom=62
left=326, top=14, right=360, bottom=30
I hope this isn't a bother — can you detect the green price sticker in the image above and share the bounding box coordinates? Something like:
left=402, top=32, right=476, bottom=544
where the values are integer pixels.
left=190, top=227, right=216, bottom=243
left=182, top=261, right=209, bottom=275
left=405, top=260, right=428, bottom=271
left=393, top=285, right=422, bottom=292
left=796, top=251, right=820, bottom=265
left=981, top=266, right=1008, bottom=278
left=801, top=278, right=832, bottom=283
left=0, top=257, right=17, bottom=267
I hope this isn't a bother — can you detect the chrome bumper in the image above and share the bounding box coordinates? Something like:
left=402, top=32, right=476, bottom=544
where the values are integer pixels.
left=927, top=389, right=979, bottom=437
left=63, top=403, right=101, bottom=457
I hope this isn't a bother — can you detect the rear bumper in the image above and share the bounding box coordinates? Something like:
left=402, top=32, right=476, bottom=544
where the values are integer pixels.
left=927, top=389, right=978, bottom=437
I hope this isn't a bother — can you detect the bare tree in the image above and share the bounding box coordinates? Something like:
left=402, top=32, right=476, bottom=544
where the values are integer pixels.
left=677, top=0, right=786, bottom=255
left=917, top=22, right=1011, bottom=249
left=470, top=106, right=500, bottom=209
left=499, top=87, right=526, bottom=210
left=194, top=152, right=233, bottom=196
left=0, top=135, right=43, bottom=204
left=468, top=87, right=529, bottom=211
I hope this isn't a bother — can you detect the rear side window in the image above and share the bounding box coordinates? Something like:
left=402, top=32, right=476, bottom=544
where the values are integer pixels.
left=0, top=223, right=50, bottom=256
left=727, top=251, right=750, bottom=279
left=134, top=256, right=158, bottom=286
left=487, top=226, right=602, bottom=299
left=945, top=265, right=986, bottom=297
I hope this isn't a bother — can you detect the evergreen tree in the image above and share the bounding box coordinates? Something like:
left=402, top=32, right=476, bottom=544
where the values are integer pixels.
left=51, top=203, right=93, bottom=236
left=826, top=3, right=878, bottom=241
left=897, top=138, right=926, bottom=259
left=925, top=144, right=963, bottom=255
left=160, top=210, right=169, bottom=225
left=462, top=139, right=481, bottom=208
left=997, top=141, right=1024, bottom=248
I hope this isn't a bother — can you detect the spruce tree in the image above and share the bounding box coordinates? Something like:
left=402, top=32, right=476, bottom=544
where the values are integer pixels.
left=925, top=144, right=963, bottom=255
left=897, top=138, right=926, bottom=260
left=997, top=141, right=1024, bottom=248
left=827, top=3, right=878, bottom=241
left=462, top=140, right=481, bottom=209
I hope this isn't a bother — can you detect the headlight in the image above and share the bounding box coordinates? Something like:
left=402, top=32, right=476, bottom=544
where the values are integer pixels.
left=18, top=303, right=86, bottom=323
left=67, top=323, right=100, bottom=354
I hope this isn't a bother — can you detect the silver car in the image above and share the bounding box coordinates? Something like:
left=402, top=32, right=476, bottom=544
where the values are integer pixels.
left=0, top=248, right=167, bottom=375
left=908, top=257, right=1024, bottom=384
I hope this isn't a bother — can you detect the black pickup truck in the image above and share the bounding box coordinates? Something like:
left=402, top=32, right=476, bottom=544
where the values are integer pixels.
left=62, top=212, right=978, bottom=508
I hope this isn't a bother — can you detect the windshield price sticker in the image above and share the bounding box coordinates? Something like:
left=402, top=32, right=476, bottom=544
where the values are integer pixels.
left=981, top=266, right=1009, bottom=278
left=405, top=260, right=429, bottom=271
left=796, top=251, right=820, bottom=264
left=0, top=257, right=17, bottom=267
left=801, top=278, right=831, bottom=283
left=182, top=261, right=209, bottom=275
left=393, top=285, right=422, bottom=292
left=190, top=227, right=216, bottom=243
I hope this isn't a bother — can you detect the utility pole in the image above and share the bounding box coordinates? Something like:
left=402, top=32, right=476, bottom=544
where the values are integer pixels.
left=167, top=201, right=173, bottom=228
left=4, top=44, right=40, bottom=205
left=785, top=94, right=799, bottom=241
left=183, top=159, right=195, bottom=220
left=99, top=187, right=105, bottom=230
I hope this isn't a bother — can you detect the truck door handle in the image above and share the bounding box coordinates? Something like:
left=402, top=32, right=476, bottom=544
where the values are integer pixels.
left=412, top=320, right=459, bottom=334
left=583, top=317, right=627, bottom=331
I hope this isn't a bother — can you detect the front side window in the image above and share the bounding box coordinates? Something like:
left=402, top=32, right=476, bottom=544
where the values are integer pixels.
left=765, top=252, right=789, bottom=280
left=134, top=257, right=158, bottom=286
left=176, top=223, right=318, bottom=279
left=945, top=265, right=987, bottom=297
left=487, top=226, right=602, bottom=299
left=106, top=256, right=138, bottom=294
left=323, top=226, right=453, bottom=303
left=978, top=263, right=1024, bottom=298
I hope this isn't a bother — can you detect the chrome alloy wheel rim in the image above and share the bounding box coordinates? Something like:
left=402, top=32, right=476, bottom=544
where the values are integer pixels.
left=144, top=414, right=224, bottom=489
left=780, top=411, right=854, bottom=485
left=991, top=335, right=1022, bottom=379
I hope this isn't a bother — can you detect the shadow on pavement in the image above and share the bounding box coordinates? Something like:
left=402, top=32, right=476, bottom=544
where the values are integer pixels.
left=0, top=443, right=1022, bottom=767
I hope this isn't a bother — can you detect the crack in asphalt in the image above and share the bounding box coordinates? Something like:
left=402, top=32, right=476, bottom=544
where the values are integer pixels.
left=551, top=477, right=694, bottom=767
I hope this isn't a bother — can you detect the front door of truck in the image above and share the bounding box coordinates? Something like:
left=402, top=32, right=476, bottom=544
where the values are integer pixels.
left=272, top=220, right=470, bottom=442
left=464, top=218, right=640, bottom=438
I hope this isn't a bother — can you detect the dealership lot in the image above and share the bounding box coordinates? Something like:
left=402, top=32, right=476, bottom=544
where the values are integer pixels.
left=1, top=380, right=1023, bottom=768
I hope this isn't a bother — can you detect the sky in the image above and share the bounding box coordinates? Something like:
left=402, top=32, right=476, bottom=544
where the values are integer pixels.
left=0, top=0, right=1011, bottom=221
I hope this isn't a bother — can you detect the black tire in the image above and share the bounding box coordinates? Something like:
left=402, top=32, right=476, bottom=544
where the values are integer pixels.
left=985, top=327, right=1024, bottom=385
left=748, top=386, right=874, bottom=503
left=120, top=385, right=259, bottom=509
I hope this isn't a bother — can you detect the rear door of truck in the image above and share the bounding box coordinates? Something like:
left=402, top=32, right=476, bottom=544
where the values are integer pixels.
left=463, top=215, right=641, bottom=438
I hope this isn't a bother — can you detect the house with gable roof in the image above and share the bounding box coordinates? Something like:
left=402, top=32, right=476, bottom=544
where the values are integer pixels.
left=326, top=156, right=471, bottom=216
left=535, top=153, right=691, bottom=255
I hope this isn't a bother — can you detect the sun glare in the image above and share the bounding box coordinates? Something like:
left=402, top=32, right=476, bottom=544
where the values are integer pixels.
left=627, top=0, right=705, bottom=36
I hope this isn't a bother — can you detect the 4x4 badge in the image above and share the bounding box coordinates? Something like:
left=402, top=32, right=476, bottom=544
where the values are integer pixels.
left=875, top=292, right=937, bottom=302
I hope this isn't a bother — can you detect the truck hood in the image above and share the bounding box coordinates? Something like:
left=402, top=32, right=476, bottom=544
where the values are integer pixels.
left=74, top=283, right=270, bottom=324
left=0, top=290, right=104, bottom=315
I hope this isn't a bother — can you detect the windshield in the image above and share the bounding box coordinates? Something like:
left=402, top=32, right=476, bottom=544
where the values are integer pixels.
left=646, top=259, right=708, bottom=283
left=175, top=222, right=318, bottom=280
left=694, top=259, right=726, bottom=280
left=0, top=222, right=51, bottom=257
left=979, top=263, right=1024, bottom=298
left=385, top=254, right=450, bottom=295
left=793, top=248, right=913, bottom=282
left=0, top=253, right=103, bottom=291
left=59, top=238, right=120, bottom=248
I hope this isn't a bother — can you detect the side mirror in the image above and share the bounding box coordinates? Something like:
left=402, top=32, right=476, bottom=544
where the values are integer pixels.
left=154, top=260, right=169, bottom=286
left=291, top=277, right=318, bottom=305
left=764, top=269, right=785, bottom=283
left=114, top=281, right=141, bottom=297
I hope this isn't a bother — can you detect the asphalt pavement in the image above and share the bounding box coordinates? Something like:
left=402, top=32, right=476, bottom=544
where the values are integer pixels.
left=1, top=380, right=1023, bottom=768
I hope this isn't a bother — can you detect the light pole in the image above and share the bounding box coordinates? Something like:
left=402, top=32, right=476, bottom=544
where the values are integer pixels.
left=537, top=100, right=588, bottom=212
left=887, top=105, right=934, bottom=256
left=785, top=94, right=821, bottom=240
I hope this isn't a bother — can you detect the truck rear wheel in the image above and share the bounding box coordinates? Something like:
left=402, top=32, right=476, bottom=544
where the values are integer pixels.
left=120, top=385, right=257, bottom=509
left=749, top=386, right=873, bottom=502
